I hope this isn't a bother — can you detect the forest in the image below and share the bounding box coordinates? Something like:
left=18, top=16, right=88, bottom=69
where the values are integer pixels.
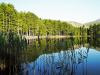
left=0, top=3, right=100, bottom=47
left=0, top=3, right=88, bottom=37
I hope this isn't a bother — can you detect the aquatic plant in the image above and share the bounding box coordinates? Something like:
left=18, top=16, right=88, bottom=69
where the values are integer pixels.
left=0, top=31, right=27, bottom=75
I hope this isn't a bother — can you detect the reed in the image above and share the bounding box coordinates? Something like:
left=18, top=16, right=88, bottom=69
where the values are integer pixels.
left=0, top=31, right=27, bottom=74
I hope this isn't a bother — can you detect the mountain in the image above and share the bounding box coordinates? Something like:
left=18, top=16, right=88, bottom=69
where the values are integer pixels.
left=67, top=19, right=100, bottom=28
left=67, top=21, right=83, bottom=27
left=84, top=19, right=100, bottom=27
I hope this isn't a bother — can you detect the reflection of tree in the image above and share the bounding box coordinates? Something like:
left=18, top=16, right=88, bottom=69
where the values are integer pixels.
left=0, top=31, right=27, bottom=75
left=20, top=46, right=90, bottom=75
left=0, top=37, right=89, bottom=75
left=44, top=38, right=49, bottom=52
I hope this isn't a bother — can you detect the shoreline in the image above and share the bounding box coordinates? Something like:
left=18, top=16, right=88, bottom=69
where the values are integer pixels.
left=23, top=35, right=88, bottom=40
left=23, top=35, right=68, bottom=40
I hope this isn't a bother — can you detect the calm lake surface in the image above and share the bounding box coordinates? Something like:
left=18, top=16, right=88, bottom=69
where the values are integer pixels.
left=0, top=37, right=100, bottom=75
left=20, top=48, right=100, bottom=75
left=19, top=37, right=100, bottom=75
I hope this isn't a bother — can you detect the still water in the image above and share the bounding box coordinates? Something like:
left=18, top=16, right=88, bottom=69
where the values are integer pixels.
left=19, top=37, right=100, bottom=75
left=20, top=47, right=100, bottom=75
left=0, top=37, right=100, bottom=75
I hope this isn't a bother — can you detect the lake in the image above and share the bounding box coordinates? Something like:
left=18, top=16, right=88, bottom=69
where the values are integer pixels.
left=0, top=37, right=100, bottom=75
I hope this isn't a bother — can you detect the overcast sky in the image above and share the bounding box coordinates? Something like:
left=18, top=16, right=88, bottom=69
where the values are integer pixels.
left=0, top=0, right=100, bottom=23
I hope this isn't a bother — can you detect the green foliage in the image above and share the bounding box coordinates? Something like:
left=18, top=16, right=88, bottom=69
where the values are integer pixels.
left=0, top=3, right=17, bottom=32
left=0, top=31, right=27, bottom=52
left=88, top=24, right=100, bottom=37
left=0, top=3, right=87, bottom=36
left=88, top=24, right=100, bottom=47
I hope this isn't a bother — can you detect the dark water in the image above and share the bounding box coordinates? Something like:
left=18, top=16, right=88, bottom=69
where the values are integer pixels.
left=0, top=37, right=100, bottom=75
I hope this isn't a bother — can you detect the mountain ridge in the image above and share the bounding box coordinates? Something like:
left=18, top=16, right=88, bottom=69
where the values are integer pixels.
left=68, top=19, right=100, bottom=27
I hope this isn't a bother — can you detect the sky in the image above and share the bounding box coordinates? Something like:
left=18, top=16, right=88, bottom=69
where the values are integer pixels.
left=0, top=0, right=100, bottom=23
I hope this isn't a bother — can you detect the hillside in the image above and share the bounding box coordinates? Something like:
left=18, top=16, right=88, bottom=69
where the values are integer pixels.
left=84, top=19, right=100, bottom=27
left=67, top=21, right=83, bottom=27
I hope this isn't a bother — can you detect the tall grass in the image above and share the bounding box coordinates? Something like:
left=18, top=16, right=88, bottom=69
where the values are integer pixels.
left=0, top=31, right=27, bottom=75
left=0, top=31, right=27, bottom=55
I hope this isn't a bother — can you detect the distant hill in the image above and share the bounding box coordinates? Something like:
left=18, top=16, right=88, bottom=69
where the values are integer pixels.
left=68, top=19, right=100, bottom=28
left=84, top=19, right=100, bottom=27
left=67, top=21, right=83, bottom=27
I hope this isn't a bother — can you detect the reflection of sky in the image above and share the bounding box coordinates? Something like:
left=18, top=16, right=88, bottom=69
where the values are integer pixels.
left=86, top=49, right=100, bottom=75
left=21, top=47, right=100, bottom=75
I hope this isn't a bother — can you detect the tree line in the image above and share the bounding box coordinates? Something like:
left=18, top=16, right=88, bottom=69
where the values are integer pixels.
left=0, top=3, right=88, bottom=37
left=88, top=24, right=100, bottom=47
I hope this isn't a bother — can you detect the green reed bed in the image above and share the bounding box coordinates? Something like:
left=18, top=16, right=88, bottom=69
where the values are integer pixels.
left=0, top=31, right=27, bottom=73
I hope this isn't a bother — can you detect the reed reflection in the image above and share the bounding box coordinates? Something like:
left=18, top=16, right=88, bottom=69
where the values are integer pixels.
left=20, top=36, right=90, bottom=75
left=1, top=35, right=100, bottom=75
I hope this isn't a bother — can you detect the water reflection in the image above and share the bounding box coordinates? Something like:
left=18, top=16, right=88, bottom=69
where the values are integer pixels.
left=20, top=46, right=100, bottom=75
left=0, top=37, right=100, bottom=75
left=19, top=37, right=100, bottom=75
